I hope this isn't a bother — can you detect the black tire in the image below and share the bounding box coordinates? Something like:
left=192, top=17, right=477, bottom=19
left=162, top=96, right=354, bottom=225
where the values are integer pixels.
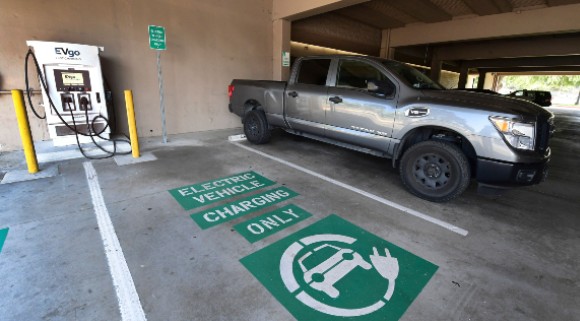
left=399, top=140, right=470, bottom=202
left=243, top=110, right=271, bottom=144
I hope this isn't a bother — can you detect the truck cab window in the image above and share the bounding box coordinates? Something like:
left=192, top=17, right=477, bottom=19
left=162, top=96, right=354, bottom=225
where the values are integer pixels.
left=381, top=60, right=443, bottom=90
left=336, top=60, right=395, bottom=97
left=296, top=59, right=331, bottom=86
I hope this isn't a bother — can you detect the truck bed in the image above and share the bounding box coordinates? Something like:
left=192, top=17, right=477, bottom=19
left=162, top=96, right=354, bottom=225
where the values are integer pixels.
left=229, top=79, right=287, bottom=122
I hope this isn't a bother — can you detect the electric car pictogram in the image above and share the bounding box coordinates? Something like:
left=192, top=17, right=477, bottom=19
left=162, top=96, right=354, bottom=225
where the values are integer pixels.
left=280, top=234, right=400, bottom=317
left=298, top=244, right=372, bottom=299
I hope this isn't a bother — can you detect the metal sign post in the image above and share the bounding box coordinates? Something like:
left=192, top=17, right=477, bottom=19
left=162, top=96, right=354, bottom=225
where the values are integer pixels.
left=148, top=25, right=167, bottom=143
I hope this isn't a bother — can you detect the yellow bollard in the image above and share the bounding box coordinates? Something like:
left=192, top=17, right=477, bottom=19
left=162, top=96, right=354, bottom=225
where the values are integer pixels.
left=11, top=90, right=39, bottom=174
left=124, top=90, right=140, bottom=158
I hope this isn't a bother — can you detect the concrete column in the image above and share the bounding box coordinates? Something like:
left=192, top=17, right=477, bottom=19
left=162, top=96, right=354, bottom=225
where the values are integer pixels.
left=380, top=29, right=395, bottom=59
left=484, top=72, right=495, bottom=89
left=491, top=73, right=502, bottom=92
left=273, top=19, right=291, bottom=81
left=477, top=70, right=486, bottom=89
left=430, top=59, right=442, bottom=83
left=458, top=63, right=469, bottom=89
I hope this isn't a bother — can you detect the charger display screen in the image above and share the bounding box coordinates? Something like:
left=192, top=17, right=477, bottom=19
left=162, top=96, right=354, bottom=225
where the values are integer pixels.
left=61, top=72, right=84, bottom=86
left=54, top=69, right=91, bottom=91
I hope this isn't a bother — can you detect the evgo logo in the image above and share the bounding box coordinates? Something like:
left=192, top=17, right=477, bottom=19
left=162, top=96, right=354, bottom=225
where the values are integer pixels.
left=55, top=47, right=81, bottom=58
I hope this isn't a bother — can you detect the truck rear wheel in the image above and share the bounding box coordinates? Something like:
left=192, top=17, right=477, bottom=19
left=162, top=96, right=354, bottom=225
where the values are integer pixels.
left=399, top=140, right=470, bottom=202
left=243, top=110, right=271, bottom=144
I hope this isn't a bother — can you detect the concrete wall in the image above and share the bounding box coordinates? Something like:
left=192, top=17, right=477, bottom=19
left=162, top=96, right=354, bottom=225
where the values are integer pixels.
left=0, top=0, right=272, bottom=151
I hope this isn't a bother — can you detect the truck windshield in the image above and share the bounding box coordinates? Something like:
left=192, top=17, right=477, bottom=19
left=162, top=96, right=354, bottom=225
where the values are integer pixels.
left=381, top=60, right=444, bottom=90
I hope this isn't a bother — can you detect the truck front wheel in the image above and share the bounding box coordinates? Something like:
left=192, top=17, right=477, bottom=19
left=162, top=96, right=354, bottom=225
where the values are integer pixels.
left=399, top=141, right=471, bottom=202
left=243, top=110, right=271, bottom=144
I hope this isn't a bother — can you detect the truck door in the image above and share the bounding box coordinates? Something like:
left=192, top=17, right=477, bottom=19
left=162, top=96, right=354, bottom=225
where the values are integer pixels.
left=325, top=59, right=397, bottom=153
left=285, top=58, right=331, bottom=136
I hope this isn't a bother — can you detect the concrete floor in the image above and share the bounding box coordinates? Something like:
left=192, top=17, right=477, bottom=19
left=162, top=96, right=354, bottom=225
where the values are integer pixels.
left=0, top=107, right=579, bottom=321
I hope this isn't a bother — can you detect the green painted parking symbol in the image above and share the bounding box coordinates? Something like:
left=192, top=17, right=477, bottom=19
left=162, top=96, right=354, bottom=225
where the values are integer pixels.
left=191, top=187, right=299, bottom=229
left=240, top=215, right=438, bottom=321
left=234, top=204, right=312, bottom=243
left=0, top=228, right=8, bottom=253
left=169, top=171, right=276, bottom=210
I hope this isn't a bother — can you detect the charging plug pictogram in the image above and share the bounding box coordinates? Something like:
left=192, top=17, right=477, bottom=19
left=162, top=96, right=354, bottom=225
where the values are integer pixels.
left=370, top=247, right=399, bottom=281
left=370, top=247, right=399, bottom=301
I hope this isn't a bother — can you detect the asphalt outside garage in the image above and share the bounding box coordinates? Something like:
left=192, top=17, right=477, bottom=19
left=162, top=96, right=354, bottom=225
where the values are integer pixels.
left=0, top=107, right=579, bottom=321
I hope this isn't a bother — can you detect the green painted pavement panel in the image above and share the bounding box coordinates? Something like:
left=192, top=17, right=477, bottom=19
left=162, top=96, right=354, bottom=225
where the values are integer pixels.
left=234, top=204, right=312, bottom=243
left=169, top=171, right=276, bottom=210
left=0, top=228, right=8, bottom=253
left=191, top=186, right=299, bottom=230
left=240, top=215, right=438, bottom=321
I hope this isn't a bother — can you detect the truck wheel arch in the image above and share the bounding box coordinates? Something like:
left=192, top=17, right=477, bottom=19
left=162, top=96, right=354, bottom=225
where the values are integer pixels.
left=393, top=126, right=477, bottom=175
left=242, top=99, right=264, bottom=122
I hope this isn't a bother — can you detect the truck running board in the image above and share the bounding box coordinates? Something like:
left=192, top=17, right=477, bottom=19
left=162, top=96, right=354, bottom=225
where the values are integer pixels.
left=283, top=129, right=389, bottom=158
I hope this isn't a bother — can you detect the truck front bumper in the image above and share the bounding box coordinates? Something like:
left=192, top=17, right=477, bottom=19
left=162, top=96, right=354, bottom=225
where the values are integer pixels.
left=476, top=157, right=550, bottom=187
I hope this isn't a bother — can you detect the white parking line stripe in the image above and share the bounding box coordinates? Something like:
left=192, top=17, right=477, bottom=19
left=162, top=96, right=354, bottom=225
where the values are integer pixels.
left=83, top=162, right=147, bottom=321
left=233, top=143, right=469, bottom=237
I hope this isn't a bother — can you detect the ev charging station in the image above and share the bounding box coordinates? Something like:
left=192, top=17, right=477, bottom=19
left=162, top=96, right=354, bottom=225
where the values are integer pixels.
left=26, top=41, right=110, bottom=146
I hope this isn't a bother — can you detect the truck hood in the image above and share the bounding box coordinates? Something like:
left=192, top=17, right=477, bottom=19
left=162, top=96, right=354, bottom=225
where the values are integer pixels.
left=420, top=90, right=553, bottom=120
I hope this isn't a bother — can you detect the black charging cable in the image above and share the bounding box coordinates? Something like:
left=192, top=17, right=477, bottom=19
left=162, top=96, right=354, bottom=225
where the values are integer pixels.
left=81, top=98, right=131, bottom=159
left=24, top=49, right=46, bottom=119
left=65, top=99, right=131, bottom=160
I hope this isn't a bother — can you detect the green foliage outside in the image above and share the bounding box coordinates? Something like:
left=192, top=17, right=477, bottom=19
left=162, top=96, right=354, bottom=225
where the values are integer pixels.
left=500, top=75, right=580, bottom=92
left=498, top=75, right=580, bottom=105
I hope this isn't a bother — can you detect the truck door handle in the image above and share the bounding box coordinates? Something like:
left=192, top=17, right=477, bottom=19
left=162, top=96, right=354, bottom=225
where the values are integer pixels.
left=288, top=91, right=298, bottom=98
left=329, top=96, right=343, bottom=104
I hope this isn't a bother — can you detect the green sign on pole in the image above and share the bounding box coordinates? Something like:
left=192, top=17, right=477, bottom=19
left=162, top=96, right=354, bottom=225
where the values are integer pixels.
left=169, top=171, right=276, bottom=210
left=234, top=204, right=312, bottom=243
left=191, top=186, right=299, bottom=230
left=240, top=215, right=438, bottom=321
left=0, top=228, right=8, bottom=253
left=149, top=25, right=166, bottom=50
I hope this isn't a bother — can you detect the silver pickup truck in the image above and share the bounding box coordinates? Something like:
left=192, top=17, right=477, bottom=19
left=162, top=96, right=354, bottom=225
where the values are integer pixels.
left=228, top=55, right=554, bottom=202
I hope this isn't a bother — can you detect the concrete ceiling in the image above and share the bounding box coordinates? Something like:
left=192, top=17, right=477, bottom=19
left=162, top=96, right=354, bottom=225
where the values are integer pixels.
left=291, top=0, right=580, bottom=75
left=295, top=0, right=580, bottom=30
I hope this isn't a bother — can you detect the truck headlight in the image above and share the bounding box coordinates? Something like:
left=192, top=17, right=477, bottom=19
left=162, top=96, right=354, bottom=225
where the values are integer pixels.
left=490, top=116, right=535, bottom=151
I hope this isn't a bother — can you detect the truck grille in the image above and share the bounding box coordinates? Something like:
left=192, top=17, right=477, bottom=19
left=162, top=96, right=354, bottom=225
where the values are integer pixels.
left=536, top=116, right=554, bottom=153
